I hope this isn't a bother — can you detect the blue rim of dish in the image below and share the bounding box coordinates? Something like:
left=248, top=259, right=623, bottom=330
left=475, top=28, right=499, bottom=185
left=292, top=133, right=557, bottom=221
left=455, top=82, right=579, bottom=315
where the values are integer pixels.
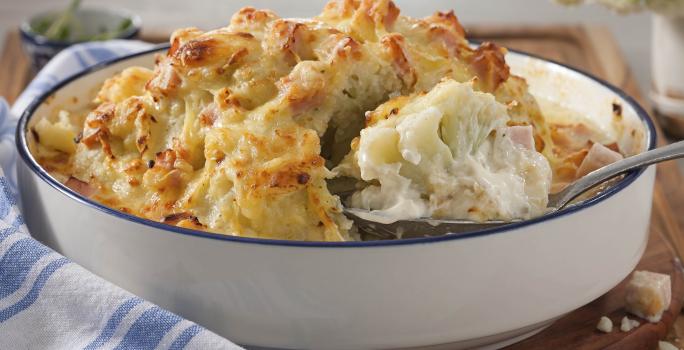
left=15, top=44, right=657, bottom=248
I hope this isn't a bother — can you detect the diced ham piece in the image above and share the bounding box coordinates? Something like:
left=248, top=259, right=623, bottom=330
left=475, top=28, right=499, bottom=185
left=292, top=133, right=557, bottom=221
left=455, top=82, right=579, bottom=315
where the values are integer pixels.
left=506, top=125, right=535, bottom=151
left=65, top=177, right=95, bottom=197
left=576, top=143, right=624, bottom=178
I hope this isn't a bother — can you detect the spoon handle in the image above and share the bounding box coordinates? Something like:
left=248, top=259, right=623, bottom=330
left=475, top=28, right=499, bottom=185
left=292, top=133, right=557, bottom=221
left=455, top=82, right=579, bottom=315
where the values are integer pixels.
left=549, top=140, right=684, bottom=209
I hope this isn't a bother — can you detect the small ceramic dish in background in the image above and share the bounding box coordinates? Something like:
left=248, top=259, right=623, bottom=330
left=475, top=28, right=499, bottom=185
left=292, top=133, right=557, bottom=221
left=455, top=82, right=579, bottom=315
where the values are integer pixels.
left=651, top=15, right=684, bottom=139
left=651, top=92, right=684, bottom=139
left=19, top=3, right=141, bottom=71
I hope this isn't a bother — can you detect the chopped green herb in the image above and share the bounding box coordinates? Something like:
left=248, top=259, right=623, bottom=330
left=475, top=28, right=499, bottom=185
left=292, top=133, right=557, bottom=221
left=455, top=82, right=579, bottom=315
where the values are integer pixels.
left=44, top=0, right=82, bottom=40
left=31, top=0, right=134, bottom=42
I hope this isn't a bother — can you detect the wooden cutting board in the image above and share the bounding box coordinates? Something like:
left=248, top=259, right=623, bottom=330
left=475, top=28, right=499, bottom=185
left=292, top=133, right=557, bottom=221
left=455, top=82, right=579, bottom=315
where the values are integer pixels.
left=2, top=26, right=684, bottom=349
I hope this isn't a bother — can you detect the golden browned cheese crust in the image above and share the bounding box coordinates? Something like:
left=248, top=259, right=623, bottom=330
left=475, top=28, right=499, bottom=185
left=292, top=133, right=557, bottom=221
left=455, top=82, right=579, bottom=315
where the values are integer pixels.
left=34, top=0, right=571, bottom=241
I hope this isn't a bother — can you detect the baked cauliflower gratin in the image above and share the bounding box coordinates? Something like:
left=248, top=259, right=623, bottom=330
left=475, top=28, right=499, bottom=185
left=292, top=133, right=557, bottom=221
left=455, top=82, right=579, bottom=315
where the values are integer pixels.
left=31, top=0, right=637, bottom=241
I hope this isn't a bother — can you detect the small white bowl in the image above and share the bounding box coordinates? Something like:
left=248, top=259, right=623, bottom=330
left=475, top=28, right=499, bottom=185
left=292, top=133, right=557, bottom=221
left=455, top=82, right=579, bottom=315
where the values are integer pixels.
left=20, top=7, right=141, bottom=70
left=15, top=47, right=656, bottom=349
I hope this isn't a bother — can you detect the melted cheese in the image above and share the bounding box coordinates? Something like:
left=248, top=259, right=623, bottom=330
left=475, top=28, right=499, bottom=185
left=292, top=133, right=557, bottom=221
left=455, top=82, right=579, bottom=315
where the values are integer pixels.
left=32, top=0, right=625, bottom=241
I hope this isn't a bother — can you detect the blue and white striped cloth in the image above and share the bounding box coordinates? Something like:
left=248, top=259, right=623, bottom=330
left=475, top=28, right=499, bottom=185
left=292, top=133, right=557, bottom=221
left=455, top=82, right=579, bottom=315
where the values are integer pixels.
left=0, top=41, right=241, bottom=350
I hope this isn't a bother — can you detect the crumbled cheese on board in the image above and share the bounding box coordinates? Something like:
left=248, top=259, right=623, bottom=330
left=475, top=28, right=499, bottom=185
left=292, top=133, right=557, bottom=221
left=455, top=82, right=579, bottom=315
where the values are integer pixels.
left=620, top=316, right=640, bottom=332
left=659, top=341, right=680, bottom=350
left=596, top=316, right=613, bottom=333
left=625, top=270, right=671, bottom=323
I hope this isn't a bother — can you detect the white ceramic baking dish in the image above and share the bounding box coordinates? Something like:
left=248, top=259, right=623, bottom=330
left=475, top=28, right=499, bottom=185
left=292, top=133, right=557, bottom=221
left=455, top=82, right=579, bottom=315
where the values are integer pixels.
left=16, top=46, right=656, bottom=350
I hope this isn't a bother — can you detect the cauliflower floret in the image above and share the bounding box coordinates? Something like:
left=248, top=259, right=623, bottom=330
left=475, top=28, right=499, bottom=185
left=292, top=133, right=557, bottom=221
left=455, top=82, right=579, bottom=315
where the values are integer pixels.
left=338, top=80, right=552, bottom=221
left=33, top=110, right=79, bottom=154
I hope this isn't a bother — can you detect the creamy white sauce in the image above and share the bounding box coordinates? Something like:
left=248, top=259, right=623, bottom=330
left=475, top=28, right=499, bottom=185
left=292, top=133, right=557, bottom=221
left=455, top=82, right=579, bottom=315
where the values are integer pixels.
left=349, top=81, right=552, bottom=222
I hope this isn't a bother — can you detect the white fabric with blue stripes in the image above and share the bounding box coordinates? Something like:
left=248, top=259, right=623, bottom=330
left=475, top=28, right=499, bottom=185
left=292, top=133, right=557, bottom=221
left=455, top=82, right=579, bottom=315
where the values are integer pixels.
left=0, top=41, right=242, bottom=350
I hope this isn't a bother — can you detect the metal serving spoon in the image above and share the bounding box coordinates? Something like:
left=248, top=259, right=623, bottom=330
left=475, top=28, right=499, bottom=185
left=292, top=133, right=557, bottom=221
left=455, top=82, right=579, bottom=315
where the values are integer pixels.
left=344, top=140, right=684, bottom=240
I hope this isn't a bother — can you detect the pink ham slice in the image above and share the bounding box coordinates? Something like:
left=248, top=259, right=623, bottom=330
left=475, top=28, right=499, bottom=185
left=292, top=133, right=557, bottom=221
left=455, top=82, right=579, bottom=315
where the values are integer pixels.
left=506, top=125, right=535, bottom=151
left=65, top=177, right=95, bottom=197
left=576, top=143, right=624, bottom=178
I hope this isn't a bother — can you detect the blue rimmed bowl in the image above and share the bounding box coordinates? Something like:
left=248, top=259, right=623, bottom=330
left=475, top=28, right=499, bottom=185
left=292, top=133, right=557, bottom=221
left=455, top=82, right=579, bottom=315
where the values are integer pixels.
left=20, top=7, right=141, bottom=71
left=15, top=46, right=656, bottom=350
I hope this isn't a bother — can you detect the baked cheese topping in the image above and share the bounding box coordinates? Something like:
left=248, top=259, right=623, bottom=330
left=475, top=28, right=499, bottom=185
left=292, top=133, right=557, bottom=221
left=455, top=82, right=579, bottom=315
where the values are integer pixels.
left=31, top=0, right=631, bottom=241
